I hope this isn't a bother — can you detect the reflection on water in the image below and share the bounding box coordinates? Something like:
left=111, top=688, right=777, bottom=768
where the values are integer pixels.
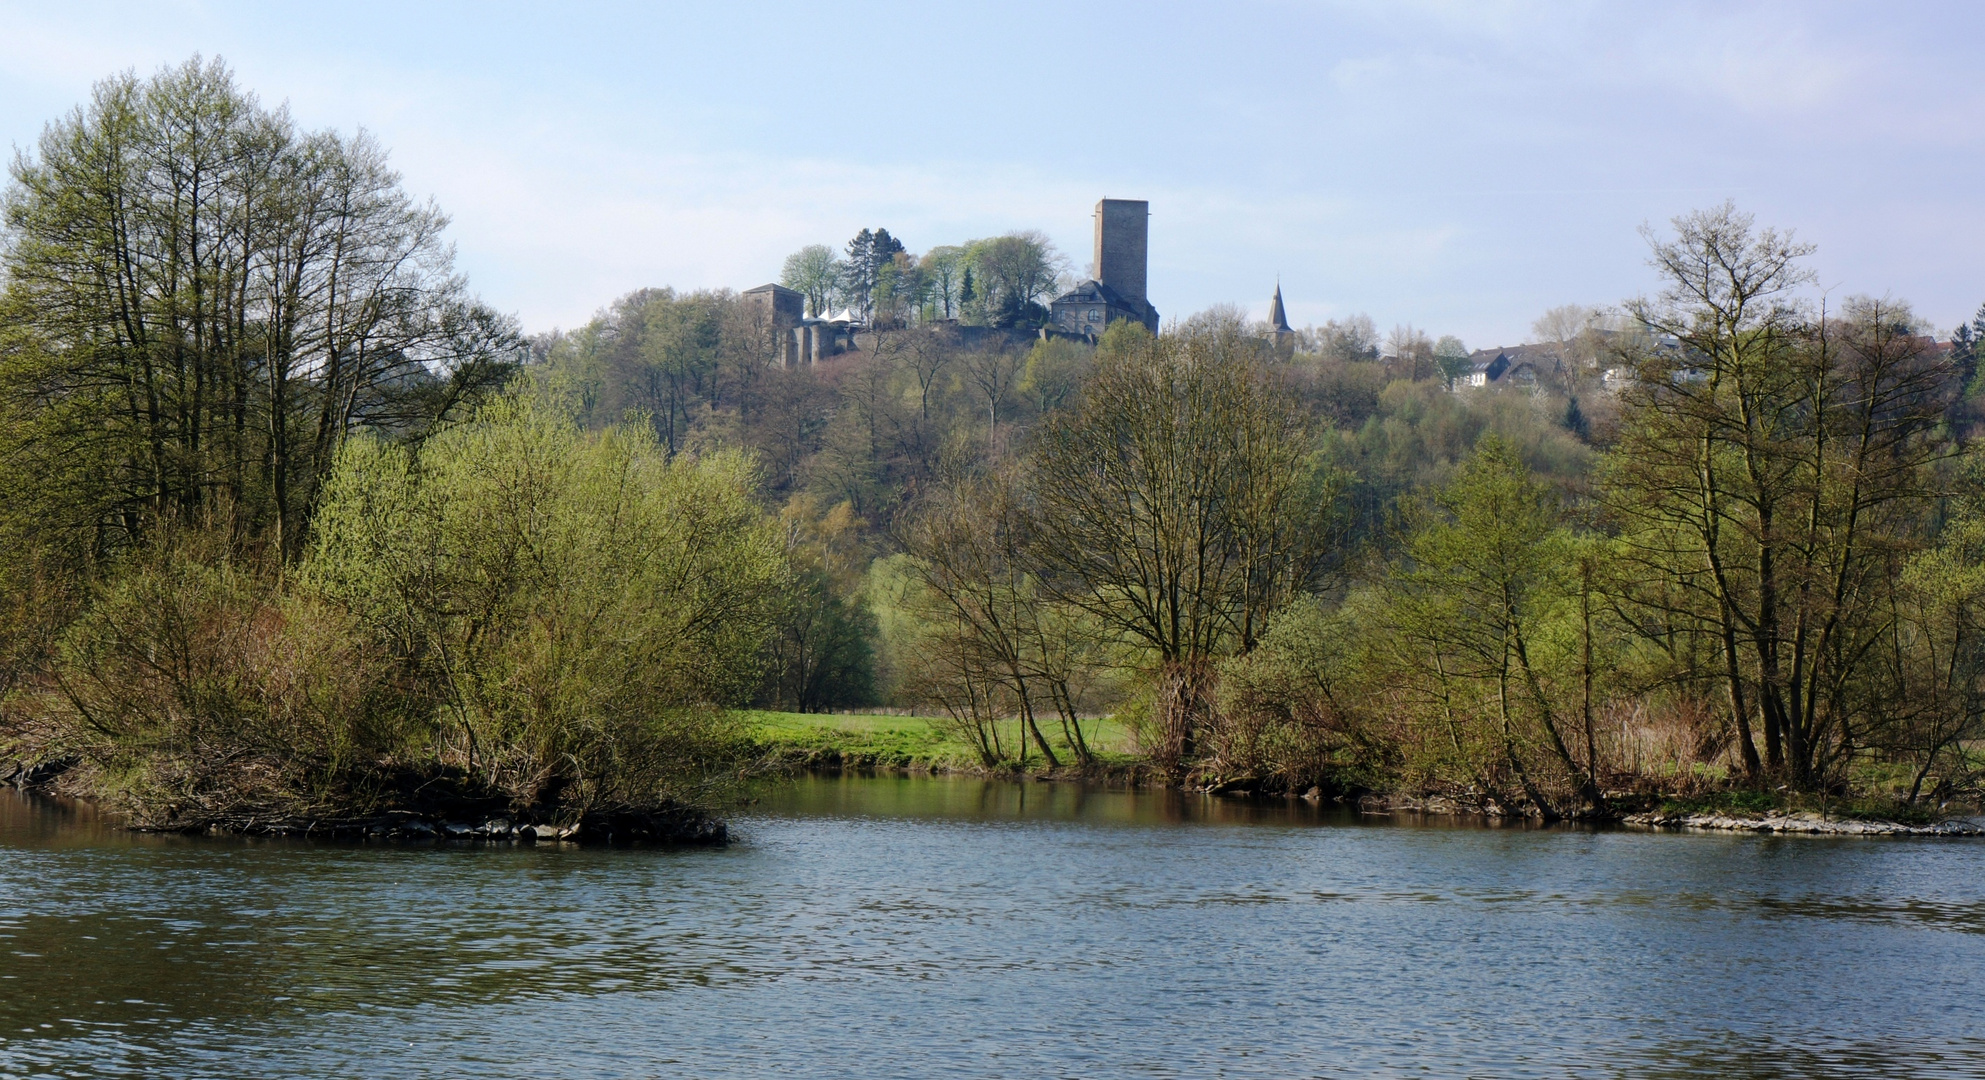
left=752, top=772, right=1571, bottom=827
left=2, top=779, right=1983, bottom=1078
left=752, top=772, right=1379, bottom=826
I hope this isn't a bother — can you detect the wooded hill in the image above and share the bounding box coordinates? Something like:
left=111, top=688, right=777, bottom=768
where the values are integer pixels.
left=3, top=59, right=1983, bottom=829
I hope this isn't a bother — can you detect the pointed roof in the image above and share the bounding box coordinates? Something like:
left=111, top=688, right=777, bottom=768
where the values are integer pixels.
left=1268, top=282, right=1292, bottom=333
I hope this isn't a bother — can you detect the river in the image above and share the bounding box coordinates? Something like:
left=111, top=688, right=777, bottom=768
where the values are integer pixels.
left=1, top=776, right=1981, bottom=1078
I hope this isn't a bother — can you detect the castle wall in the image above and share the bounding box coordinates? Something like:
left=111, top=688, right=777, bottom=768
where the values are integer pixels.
left=742, top=284, right=804, bottom=329
left=1093, top=199, right=1149, bottom=305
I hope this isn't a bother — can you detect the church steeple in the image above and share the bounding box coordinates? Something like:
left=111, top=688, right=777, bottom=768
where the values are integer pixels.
left=1265, top=280, right=1296, bottom=357
left=1268, top=280, right=1292, bottom=333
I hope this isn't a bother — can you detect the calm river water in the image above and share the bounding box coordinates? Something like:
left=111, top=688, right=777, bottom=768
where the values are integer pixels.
left=1, top=776, right=1982, bottom=1078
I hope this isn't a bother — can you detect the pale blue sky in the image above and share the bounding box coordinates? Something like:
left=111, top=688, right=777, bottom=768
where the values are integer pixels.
left=2, top=1, right=1979, bottom=347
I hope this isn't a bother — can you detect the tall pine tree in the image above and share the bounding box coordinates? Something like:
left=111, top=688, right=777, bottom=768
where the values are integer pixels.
left=841, top=227, right=906, bottom=323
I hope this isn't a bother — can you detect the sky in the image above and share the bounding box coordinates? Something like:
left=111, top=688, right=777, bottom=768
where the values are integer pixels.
left=2, top=1, right=1981, bottom=348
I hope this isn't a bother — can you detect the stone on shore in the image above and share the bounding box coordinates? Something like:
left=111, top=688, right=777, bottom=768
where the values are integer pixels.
left=1623, top=811, right=1982, bottom=836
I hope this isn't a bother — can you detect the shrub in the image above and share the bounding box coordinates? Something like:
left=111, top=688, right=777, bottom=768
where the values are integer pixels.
left=44, top=543, right=419, bottom=824
left=307, top=394, right=785, bottom=820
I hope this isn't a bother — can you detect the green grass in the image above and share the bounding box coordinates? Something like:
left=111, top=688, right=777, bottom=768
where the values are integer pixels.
left=735, top=710, right=1140, bottom=772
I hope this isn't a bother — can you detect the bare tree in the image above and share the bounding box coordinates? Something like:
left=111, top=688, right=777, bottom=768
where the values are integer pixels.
left=900, top=470, right=1066, bottom=767
left=1609, top=203, right=1959, bottom=789
left=1385, top=324, right=1436, bottom=382
left=1531, top=303, right=1610, bottom=381
left=1310, top=314, right=1379, bottom=363
left=962, top=345, right=1023, bottom=440
left=1026, top=323, right=1344, bottom=777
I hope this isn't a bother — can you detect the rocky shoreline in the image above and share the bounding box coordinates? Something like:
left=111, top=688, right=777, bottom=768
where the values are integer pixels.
left=3, top=758, right=726, bottom=845
left=750, top=745, right=1156, bottom=786
left=1621, top=810, right=1982, bottom=836
left=16, top=754, right=1978, bottom=842
left=1352, top=792, right=1983, bottom=835
left=145, top=806, right=730, bottom=844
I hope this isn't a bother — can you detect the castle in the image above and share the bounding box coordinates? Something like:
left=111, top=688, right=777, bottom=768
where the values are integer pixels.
left=1048, top=199, right=1290, bottom=350
left=1048, top=198, right=1160, bottom=337
left=745, top=196, right=1289, bottom=363
left=739, top=282, right=856, bottom=367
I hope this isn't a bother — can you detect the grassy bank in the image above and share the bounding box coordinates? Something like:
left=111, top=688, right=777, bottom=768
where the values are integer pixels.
left=738, top=711, right=1142, bottom=775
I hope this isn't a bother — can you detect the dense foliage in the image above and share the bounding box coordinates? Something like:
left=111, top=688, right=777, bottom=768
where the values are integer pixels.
left=4, top=60, right=1982, bottom=827
left=0, top=62, right=776, bottom=828
left=0, top=58, right=518, bottom=562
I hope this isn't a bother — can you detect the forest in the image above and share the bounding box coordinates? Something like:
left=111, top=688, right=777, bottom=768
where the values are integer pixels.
left=2, top=59, right=1982, bottom=832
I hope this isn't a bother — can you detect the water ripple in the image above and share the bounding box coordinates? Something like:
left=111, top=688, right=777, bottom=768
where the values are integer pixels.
left=1, top=779, right=1982, bottom=1078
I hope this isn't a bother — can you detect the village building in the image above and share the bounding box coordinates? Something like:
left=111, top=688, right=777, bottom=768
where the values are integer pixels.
left=1462, top=346, right=1545, bottom=388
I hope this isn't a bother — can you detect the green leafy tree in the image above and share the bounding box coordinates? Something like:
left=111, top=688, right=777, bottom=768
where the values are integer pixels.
left=964, top=232, right=1066, bottom=327
left=634, top=289, right=726, bottom=455
left=780, top=244, right=841, bottom=318
left=872, top=251, right=924, bottom=329
left=760, top=497, right=877, bottom=712
left=840, top=227, right=906, bottom=323
left=1433, top=335, right=1471, bottom=388
left=922, top=245, right=968, bottom=319
left=1389, top=435, right=1601, bottom=814
left=1883, top=474, right=1985, bottom=802
left=1019, top=338, right=1093, bottom=415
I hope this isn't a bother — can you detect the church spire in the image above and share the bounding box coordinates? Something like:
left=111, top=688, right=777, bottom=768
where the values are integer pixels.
left=1268, top=280, right=1292, bottom=333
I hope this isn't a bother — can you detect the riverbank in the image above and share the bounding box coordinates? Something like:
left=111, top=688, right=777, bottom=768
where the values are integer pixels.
left=9, top=711, right=1973, bottom=841
left=0, top=757, right=726, bottom=844
left=0, top=708, right=1140, bottom=841
left=0, top=710, right=1112, bottom=843
left=141, top=806, right=731, bottom=844
left=1352, top=789, right=1982, bottom=835
left=741, top=713, right=1985, bottom=834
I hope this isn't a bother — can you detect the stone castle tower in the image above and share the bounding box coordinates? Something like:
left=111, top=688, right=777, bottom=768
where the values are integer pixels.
left=1050, top=198, right=1159, bottom=336
left=1093, top=198, right=1149, bottom=307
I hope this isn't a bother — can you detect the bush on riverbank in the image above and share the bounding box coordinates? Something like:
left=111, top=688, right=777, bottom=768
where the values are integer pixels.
left=37, top=542, right=422, bottom=825
left=5, top=396, right=785, bottom=831
left=307, top=395, right=783, bottom=820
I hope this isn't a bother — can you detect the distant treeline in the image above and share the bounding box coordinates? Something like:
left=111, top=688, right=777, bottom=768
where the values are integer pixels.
left=3, top=58, right=1983, bottom=829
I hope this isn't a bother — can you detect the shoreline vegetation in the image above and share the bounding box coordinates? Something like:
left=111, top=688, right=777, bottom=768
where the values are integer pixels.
left=4, top=59, right=1985, bottom=845
left=740, top=713, right=1984, bottom=835
left=5, top=710, right=1977, bottom=838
